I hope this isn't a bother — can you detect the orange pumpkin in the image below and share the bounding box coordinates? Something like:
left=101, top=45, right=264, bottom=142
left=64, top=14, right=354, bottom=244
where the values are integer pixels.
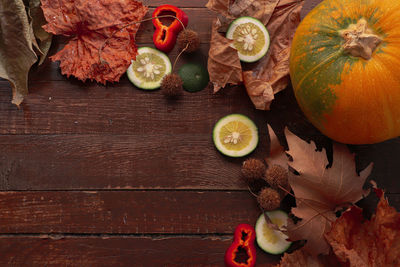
left=289, top=0, right=400, bottom=144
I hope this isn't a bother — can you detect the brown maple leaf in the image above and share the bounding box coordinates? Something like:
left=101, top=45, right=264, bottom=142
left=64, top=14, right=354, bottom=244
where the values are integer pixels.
left=265, top=125, right=373, bottom=255
left=325, top=190, right=400, bottom=267
left=41, top=0, right=148, bottom=84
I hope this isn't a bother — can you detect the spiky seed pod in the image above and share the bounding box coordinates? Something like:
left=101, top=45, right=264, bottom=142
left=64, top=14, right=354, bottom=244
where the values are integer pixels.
left=161, top=73, right=183, bottom=97
left=257, top=187, right=281, bottom=211
left=241, top=158, right=266, bottom=183
left=264, top=164, right=289, bottom=188
left=177, top=29, right=200, bottom=53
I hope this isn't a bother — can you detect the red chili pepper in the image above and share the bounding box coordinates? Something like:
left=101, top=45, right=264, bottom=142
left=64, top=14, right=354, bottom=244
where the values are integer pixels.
left=225, top=224, right=257, bottom=267
left=152, top=5, right=189, bottom=53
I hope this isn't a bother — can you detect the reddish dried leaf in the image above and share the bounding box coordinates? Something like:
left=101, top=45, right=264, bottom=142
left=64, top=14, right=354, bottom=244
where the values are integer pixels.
left=275, top=247, right=340, bottom=267
left=326, top=192, right=400, bottom=267
left=41, top=0, right=148, bottom=84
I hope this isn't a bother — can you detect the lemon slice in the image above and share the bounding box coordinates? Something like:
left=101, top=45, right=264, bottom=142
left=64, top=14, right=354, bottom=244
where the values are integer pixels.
left=213, top=114, right=258, bottom=157
left=255, top=211, right=292, bottom=255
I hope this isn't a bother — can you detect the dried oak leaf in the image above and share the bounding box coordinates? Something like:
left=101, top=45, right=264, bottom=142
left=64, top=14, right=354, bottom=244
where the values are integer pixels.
left=285, top=128, right=373, bottom=255
left=41, top=0, right=148, bottom=84
left=325, top=190, right=400, bottom=267
left=275, top=247, right=340, bottom=267
left=207, top=18, right=242, bottom=93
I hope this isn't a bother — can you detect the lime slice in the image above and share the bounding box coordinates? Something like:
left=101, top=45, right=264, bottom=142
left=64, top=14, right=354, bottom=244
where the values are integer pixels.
left=127, top=47, right=172, bottom=90
left=213, top=114, right=258, bottom=157
left=226, top=17, right=270, bottom=63
left=255, top=211, right=292, bottom=255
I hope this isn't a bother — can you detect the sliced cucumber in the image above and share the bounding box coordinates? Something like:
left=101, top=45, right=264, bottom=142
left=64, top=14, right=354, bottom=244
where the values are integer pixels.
left=226, top=16, right=270, bottom=63
left=255, top=210, right=292, bottom=255
left=127, top=47, right=172, bottom=90
left=213, top=114, right=258, bottom=157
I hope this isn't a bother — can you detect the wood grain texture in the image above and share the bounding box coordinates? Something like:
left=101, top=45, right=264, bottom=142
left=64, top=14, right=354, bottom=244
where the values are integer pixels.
left=0, top=134, right=269, bottom=190
left=0, top=192, right=398, bottom=234
left=0, top=191, right=259, bottom=234
left=1, top=86, right=399, bottom=191
left=0, top=236, right=281, bottom=266
left=1, top=0, right=399, bottom=266
left=0, top=80, right=266, bottom=135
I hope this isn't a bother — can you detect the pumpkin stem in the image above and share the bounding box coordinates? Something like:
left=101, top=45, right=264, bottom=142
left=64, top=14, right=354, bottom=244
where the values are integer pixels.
left=340, top=18, right=382, bottom=60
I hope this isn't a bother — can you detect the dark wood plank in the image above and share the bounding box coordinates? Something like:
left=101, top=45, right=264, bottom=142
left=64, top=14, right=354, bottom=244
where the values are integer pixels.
left=0, top=191, right=260, bottom=234
left=0, top=80, right=265, bottom=135
left=0, top=133, right=269, bottom=190
left=0, top=236, right=281, bottom=266
left=0, top=191, right=398, bottom=234
left=1, top=84, right=399, bottom=191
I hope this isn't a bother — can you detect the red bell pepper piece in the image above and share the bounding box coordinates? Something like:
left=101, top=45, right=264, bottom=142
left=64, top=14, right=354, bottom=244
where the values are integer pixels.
left=152, top=5, right=189, bottom=53
left=225, top=224, right=257, bottom=267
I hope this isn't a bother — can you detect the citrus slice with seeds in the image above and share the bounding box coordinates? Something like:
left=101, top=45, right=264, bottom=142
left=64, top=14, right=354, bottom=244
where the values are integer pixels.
left=226, top=17, right=270, bottom=63
left=255, top=211, right=292, bottom=255
left=127, top=47, right=172, bottom=90
left=213, top=114, right=258, bottom=157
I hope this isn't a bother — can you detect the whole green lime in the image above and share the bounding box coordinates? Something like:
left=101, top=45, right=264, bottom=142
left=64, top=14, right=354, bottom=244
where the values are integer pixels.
left=178, top=63, right=209, bottom=92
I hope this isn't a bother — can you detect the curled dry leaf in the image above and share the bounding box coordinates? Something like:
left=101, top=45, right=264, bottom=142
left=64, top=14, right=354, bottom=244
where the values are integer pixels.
left=325, top=190, right=400, bottom=267
left=28, top=0, right=53, bottom=65
left=41, top=0, right=148, bottom=84
left=206, top=0, right=279, bottom=25
left=207, top=19, right=242, bottom=92
left=243, top=0, right=303, bottom=110
left=0, top=0, right=51, bottom=106
left=206, top=0, right=304, bottom=110
left=265, top=125, right=373, bottom=255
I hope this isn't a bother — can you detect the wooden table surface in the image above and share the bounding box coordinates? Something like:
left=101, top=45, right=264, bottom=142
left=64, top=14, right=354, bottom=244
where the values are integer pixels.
left=1, top=0, right=400, bottom=266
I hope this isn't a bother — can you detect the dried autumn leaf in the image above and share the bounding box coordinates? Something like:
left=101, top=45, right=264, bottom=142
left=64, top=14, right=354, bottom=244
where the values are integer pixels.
left=207, top=18, right=242, bottom=93
left=326, top=190, right=400, bottom=267
left=243, top=0, right=303, bottom=110
left=206, top=0, right=279, bottom=25
left=41, top=0, right=148, bottom=84
left=206, top=0, right=303, bottom=109
left=265, top=124, right=287, bottom=167
left=28, top=0, right=52, bottom=65
left=0, top=0, right=38, bottom=106
left=285, top=128, right=373, bottom=255
left=275, top=247, right=340, bottom=267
